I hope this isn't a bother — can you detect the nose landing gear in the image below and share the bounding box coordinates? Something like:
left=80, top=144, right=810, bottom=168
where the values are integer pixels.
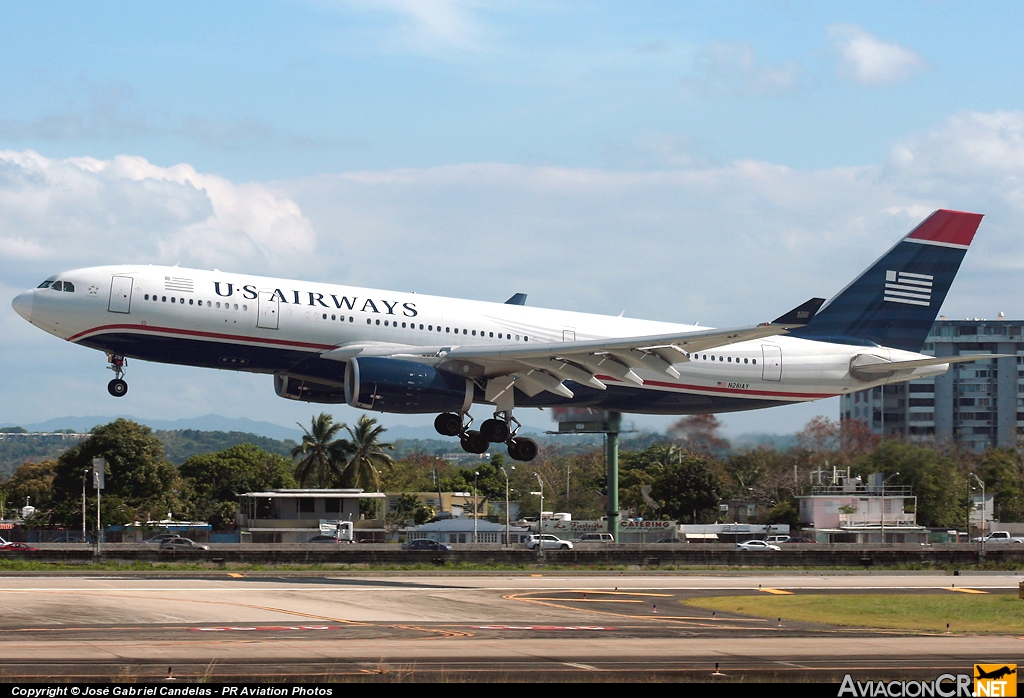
left=434, top=410, right=538, bottom=461
left=106, top=354, right=128, bottom=397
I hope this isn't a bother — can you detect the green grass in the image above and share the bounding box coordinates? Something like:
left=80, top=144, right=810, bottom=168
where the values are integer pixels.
left=684, top=593, right=1024, bottom=633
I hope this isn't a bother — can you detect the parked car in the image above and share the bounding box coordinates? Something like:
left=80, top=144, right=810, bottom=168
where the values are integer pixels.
left=764, top=535, right=791, bottom=544
left=736, top=540, right=781, bottom=551
left=654, top=537, right=684, bottom=544
left=143, top=533, right=179, bottom=544
left=159, top=537, right=209, bottom=551
left=576, top=533, right=614, bottom=543
left=402, top=539, right=452, bottom=551
left=50, top=532, right=88, bottom=543
left=972, top=531, right=1024, bottom=544
left=306, top=535, right=354, bottom=544
left=782, top=537, right=817, bottom=544
left=525, top=534, right=573, bottom=550
left=0, top=542, right=40, bottom=552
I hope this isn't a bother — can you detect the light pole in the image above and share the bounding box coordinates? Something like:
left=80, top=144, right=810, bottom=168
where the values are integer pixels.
left=970, top=473, right=986, bottom=553
left=499, top=465, right=514, bottom=547
left=880, top=472, right=899, bottom=544
left=82, top=468, right=88, bottom=544
left=473, top=470, right=479, bottom=544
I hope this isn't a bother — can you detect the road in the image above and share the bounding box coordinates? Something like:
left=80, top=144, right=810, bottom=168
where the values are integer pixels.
left=0, top=572, right=1020, bottom=681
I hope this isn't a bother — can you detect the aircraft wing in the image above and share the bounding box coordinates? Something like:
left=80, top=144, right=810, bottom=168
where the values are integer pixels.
left=320, top=298, right=824, bottom=398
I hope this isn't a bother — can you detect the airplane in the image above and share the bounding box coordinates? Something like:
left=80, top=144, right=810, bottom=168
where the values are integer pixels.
left=11, top=209, right=990, bottom=462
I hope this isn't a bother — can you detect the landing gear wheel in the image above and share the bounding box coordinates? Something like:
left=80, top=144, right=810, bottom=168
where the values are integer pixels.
left=507, top=437, right=538, bottom=462
left=480, top=418, right=511, bottom=443
left=107, top=379, right=128, bottom=397
left=434, top=412, right=462, bottom=437
left=460, top=430, right=489, bottom=454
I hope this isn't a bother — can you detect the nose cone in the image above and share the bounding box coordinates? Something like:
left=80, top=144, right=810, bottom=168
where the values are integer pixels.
left=11, top=291, right=33, bottom=322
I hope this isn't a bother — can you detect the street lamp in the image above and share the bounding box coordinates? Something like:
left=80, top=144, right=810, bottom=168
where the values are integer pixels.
left=880, top=472, right=899, bottom=544
left=969, top=473, right=986, bottom=552
left=531, top=473, right=545, bottom=544
left=473, top=470, right=479, bottom=544
left=499, top=465, right=515, bottom=547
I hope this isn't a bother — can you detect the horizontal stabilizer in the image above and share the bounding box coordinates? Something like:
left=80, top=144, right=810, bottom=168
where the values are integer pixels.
left=850, top=353, right=1012, bottom=378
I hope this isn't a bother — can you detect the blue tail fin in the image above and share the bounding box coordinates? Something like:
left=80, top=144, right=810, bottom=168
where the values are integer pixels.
left=790, top=209, right=983, bottom=352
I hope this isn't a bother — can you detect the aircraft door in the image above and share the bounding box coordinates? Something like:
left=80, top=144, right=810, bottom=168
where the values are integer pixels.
left=761, top=345, right=782, bottom=381
left=257, top=291, right=280, bottom=329
left=107, top=276, right=133, bottom=314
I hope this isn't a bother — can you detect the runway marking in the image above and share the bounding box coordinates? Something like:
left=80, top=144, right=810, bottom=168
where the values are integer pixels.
left=527, top=598, right=643, bottom=603
left=759, top=588, right=794, bottom=595
left=227, top=573, right=244, bottom=578
left=571, top=590, right=672, bottom=597
left=562, top=662, right=601, bottom=671
left=473, top=625, right=616, bottom=631
left=948, top=587, right=987, bottom=594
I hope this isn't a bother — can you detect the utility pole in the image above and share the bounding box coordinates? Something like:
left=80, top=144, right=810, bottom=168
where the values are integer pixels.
left=82, top=468, right=88, bottom=543
left=500, top=465, right=514, bottom=547
left=92, top=458, right=105, bottom=556
left=605, top=412, right=621, bottom=543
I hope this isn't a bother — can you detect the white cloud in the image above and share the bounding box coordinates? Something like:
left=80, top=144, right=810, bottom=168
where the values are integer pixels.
left=0, top=150, right=317, bottom=275
left=338, top=0, right=489, bottom=53
left=683, top=41, right=802, bottom=97
left=828, top=24, right=929, bottom=86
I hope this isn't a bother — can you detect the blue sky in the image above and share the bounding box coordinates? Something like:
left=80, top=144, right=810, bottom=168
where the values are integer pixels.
left=2, top=1, right=1023, bottom=438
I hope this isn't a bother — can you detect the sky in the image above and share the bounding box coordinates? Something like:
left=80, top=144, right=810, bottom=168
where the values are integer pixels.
left=2, top=1, right=1024, bottom=438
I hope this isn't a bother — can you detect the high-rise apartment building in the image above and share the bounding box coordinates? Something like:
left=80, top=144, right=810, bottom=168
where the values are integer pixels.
left=841, top=317, right=1024, bottom=451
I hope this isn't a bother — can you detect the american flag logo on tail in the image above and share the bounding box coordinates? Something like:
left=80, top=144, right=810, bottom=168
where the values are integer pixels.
left=884, top=270, right=932, bottom=307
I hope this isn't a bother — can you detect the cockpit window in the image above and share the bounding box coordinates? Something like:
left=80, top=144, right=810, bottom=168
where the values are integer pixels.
left=38, top=279, right=55, bottom=289
left=50, top=281, right=63, bottom=291
left=63, top=282, right=74, bottom=292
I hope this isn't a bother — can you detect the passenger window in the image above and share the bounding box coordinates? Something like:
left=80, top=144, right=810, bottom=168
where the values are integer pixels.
left=428, top=325, right=433, bottom=331
left=189, top=299, right=194, bottom=305
left=752, top=359, right=756, bottom=364
left=322, top=313, right=327, bottom=320
left=145, top=294, right=150, bottom=300
left=331, top=314, right=336, bottom=320
left=171, top=297, right=176, bottom=303
left=402, top=322, right=407, bottom=328
left=489, top=332, right=493, bottom=338
left=375, top=319, right=380, bottom=325
left=472, top=330, right=476, bottom=336
left=215, top=302, right=220, bottom=308
left=234, top=304, right=238, bottom=310
left=367, top=318, right=371, bottom=324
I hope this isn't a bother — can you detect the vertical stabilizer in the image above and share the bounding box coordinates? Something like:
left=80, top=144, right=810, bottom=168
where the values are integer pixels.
left=790, top=209, right=983, bottom=352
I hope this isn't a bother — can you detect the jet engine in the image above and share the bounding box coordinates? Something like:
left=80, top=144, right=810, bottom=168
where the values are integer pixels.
left=345, top=357, right=474, bottom=414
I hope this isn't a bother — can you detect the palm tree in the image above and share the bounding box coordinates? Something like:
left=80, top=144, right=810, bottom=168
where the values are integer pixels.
left=291, top=413, right=352, bottom=488
left=339, top=415, right=394, bottom=491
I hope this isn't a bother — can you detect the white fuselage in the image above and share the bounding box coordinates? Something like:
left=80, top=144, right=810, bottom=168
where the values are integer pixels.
left=12, top=264, right=947, bottom=414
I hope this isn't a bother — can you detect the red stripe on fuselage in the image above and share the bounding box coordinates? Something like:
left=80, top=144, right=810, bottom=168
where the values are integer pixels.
left=67, top=323, right=334, bottom=351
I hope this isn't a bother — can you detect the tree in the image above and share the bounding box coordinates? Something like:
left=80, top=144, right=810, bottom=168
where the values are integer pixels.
left=649, top=450, right=722, bottom=523
left=853, top=440, right=966, bottom=528
left=291, top=413, right=351, bottom=488
left=620, top=445, right=722, bottom=523
left=180, top=443, right=297, bottom=529
left=3, top=460, right=58, bottom=517
left=49, top=419, right=183, bottom=527
left=667, top=415, right=730, bottom=454
left=339, top=415, right=394, bottom=491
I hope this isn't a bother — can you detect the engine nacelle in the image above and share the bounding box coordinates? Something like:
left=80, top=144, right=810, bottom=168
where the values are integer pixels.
left=345, top=357, right=473, bottom=414
left=274, top=374, right=348, bottom=403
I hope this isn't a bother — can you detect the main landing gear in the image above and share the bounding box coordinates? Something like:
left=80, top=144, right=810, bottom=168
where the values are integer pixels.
left=433, top=411, right=538, bottom=462
left=106, top=353, right=128, bottom=397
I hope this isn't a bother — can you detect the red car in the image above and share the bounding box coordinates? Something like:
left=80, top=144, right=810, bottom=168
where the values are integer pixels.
left=0, top=542, right=40, bottom=552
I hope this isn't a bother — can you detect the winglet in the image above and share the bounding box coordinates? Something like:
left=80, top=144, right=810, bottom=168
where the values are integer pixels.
left=505, top=293, right=527, bottom=306
left=771, top=298, right=825, bottom=326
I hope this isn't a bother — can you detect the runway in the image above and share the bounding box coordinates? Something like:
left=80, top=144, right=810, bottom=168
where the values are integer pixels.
left=0, top=572, right=1021, bottom=681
